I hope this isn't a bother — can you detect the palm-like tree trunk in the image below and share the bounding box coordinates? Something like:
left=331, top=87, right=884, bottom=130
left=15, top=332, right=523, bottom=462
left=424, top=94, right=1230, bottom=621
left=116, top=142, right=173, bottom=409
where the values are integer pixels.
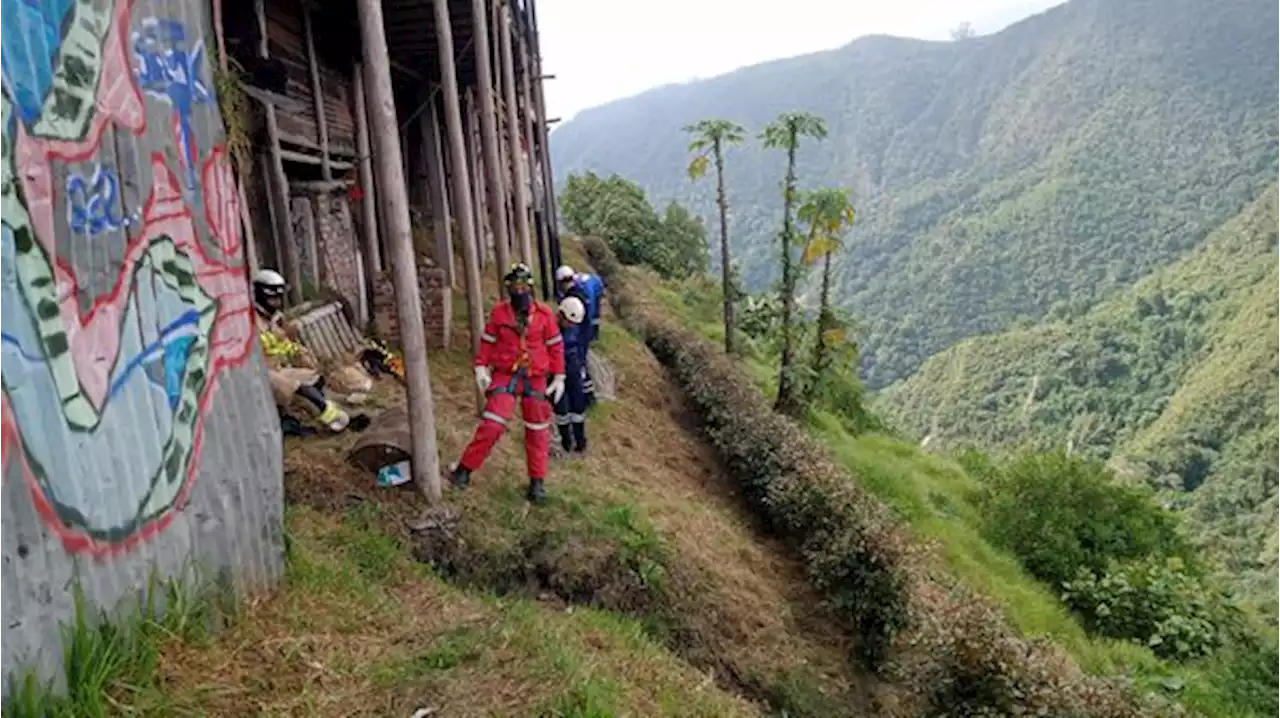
left=714, top=140, right=735, bottom=354
left=775, top=140, right=801, bottom=416
left=805, top=252, right=835, bottom=405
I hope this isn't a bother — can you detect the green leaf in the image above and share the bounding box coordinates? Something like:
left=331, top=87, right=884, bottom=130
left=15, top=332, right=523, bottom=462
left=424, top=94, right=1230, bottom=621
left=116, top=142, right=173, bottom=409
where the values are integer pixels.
left=687, top=154, right=711, bottom=180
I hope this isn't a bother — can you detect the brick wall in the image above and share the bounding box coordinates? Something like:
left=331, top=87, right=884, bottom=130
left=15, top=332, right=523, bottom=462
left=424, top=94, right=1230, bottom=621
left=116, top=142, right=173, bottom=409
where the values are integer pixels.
left=371, top=257, right=452, bottom=350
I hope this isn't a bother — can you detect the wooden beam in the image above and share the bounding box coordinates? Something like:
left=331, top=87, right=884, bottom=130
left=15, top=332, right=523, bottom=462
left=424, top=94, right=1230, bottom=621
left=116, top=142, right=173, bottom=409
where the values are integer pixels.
left=434, top=0, right=487, bottom=412
left=498, top=1, right=532, bottom=266
left=527, top=0, right=561, bottom=271
left=357, top=0, right=442, bottom=503
left=303, top=9, right=332, bottom=182
left=290, top=179, right=355, bottom=193
left=516, top=30, right=548, bottom=294
left=424, top=96, right=457, bottom=288
left=353, top=61, right=382, bottom=300
left=464, top=89, right=489, bottom=269
left=255, top=0, right=303, bottom=303
left=472, top=0, right=512, bottom=283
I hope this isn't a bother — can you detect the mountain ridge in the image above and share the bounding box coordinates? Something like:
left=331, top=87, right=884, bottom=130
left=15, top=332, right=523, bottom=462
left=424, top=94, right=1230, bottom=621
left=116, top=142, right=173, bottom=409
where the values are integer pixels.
left=550, top=0, right=1278, bottom=388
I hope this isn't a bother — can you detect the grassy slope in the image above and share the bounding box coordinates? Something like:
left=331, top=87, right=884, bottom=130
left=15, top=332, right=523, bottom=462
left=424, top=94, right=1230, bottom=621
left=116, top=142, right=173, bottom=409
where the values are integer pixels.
left=876, top=187, right=1279, bottom=605
left=641, top=259, right=1274, bottom=718
left=24, top=252, right=882, bottom=716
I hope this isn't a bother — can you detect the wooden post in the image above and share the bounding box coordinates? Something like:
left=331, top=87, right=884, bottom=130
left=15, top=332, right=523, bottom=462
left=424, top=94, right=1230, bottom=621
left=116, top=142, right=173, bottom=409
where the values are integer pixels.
left=356, top=0, right=442, bottom=502
left=424, top=97, right=456, bottom=287
left=472, top=0, right=512, bottom=279
left=464, top=90, right=490, bottom=270
left=517, top=30, right=541, bottom=246
left=254, top=0, right=303, bottom=303
left=434, top=0, right=487, bottom=412
left=353, top=61, right=383, bottom=278
left=527, top=0, right=560, bottom=264
left=498, top=2, right=532, bottom=266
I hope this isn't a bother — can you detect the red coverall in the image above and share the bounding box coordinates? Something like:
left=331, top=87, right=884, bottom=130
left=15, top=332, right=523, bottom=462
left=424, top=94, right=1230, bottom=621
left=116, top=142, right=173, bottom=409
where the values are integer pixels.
left=458, top=300, right=566, bottom=480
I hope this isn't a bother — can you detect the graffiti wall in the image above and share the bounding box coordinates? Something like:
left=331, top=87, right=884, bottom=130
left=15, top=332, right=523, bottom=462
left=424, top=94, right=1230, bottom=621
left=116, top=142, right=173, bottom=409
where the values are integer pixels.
left=1, top=0, right=284, bottom=691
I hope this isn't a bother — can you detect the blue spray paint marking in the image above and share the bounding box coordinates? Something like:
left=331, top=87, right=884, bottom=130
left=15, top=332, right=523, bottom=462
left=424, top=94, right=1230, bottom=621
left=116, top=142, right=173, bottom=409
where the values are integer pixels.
left=67, top=166, right=125, bottom=236
left=0, top=331, right=45, bottom=363
left=110, top=308, right=202, bottom=405
left=0, top=0, right=77, bottom=126
left=132, top=18, right=212, bottom=190
left=161, top=335, right=196, bottom=409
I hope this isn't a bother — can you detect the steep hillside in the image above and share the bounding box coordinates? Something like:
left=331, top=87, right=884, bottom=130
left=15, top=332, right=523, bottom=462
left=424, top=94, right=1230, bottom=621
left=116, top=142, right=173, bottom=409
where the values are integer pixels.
left=878, top=188, right=1279, bottom=606
left=550, top=0, right=1278, bottom=387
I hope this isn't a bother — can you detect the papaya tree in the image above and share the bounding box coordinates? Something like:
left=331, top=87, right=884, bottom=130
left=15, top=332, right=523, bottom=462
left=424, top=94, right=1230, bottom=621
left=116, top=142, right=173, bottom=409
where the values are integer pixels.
left=684, top=119, right=746, bottom=354
left=761, top=111, right=827, bottom=417
left=796, top=187, right=856, bottom=405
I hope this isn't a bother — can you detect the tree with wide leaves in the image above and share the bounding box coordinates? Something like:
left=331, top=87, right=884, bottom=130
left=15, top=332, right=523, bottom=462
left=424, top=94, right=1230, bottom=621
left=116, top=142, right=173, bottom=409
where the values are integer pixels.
left=796, top=187, right=856, bottom=406
left=684, top=118, right=746, bottom=354
left=761, top=111, right=827, bottom=417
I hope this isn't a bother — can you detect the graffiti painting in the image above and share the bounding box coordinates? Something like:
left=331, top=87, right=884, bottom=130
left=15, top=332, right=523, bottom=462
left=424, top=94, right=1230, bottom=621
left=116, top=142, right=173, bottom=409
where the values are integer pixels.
left=0, top=0, right=255, bottom=557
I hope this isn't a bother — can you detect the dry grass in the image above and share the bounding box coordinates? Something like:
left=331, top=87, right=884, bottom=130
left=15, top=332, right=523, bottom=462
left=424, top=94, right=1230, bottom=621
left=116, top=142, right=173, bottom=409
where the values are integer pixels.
left=151, top=508, right=756, bottom=717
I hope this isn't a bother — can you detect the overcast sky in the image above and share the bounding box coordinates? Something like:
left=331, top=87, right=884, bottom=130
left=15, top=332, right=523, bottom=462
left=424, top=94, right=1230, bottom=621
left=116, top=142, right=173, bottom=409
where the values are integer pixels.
left=537, top=0, right=1065, bottom=123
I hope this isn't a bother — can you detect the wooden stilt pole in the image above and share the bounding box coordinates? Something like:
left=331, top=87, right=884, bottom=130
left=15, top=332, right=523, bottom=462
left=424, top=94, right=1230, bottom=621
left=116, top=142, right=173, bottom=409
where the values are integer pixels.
left=472, top=0, right=512, bottom=280
left=356, top=0, right=442, bottom=502
left=498, top=1, right=532, bottom=266
left=434, top=0, right=488, bottom=412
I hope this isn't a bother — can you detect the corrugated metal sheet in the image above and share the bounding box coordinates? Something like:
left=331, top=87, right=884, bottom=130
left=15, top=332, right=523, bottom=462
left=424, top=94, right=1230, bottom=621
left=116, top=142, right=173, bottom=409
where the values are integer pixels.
left=1, top=0, right=284, bottom=696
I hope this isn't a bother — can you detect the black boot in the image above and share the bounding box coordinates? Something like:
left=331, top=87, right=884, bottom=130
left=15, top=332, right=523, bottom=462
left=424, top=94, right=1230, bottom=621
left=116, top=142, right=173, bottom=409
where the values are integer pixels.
left=526, top=478, right=547, bottom=505
left=571, top=423, right=587, bottom=454
left=449, top=464, right=471, bottom=490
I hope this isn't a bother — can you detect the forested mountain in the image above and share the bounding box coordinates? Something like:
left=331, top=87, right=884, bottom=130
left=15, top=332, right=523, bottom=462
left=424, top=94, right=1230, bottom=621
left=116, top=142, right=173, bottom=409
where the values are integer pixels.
left=550, top=0, right=1278, bottom=388
left=878, top=189, right=1279, bottom=607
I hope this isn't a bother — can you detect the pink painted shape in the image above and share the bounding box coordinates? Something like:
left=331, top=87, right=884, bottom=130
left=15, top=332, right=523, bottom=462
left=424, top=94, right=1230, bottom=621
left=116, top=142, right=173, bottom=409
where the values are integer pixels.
left=12, top=0, right=146, bottom=410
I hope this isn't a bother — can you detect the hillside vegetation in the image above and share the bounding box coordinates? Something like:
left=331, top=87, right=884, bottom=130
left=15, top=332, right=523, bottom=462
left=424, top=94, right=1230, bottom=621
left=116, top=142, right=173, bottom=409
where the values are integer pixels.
left=878, top=188, right=1279, bottom=613
left=550, top=0, right=1278, bottom=388
left=579, top=233, right=1275, bottom=718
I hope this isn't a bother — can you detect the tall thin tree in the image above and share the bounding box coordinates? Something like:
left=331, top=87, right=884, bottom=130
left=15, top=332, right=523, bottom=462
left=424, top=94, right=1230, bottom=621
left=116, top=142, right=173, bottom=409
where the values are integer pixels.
left=796, top=187, right=856, bottom=405
left=761, top=111, right=827, bottom=417
left=684, top=119, right=746, bottom=354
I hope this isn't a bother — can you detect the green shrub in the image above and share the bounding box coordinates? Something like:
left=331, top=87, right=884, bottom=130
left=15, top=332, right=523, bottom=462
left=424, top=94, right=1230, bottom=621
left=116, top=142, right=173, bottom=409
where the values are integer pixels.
left=1213, top=639, right=1280, bottom=711
left=978, top=450, right=1193, bottom=590
left=1062, top=556, right=1242, bottom=661
left=560, top=172, right=707, bottom=279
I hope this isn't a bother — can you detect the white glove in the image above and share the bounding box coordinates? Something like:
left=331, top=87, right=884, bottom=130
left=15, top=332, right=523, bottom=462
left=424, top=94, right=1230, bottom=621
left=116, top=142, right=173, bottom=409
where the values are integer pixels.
left=547, top=374, right=566, bottom=403
left=474, top=366, right=492, bottom=392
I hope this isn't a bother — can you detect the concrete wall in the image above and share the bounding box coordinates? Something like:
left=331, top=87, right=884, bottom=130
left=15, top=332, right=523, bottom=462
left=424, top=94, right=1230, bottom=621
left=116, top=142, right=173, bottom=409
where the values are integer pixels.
left=0, top=0, right=285, bottom=693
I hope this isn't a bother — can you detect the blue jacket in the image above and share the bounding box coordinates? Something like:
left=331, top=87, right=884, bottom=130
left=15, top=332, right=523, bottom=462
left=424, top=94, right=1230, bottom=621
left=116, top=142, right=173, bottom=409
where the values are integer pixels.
left=574, top=273, right=605, bottom=335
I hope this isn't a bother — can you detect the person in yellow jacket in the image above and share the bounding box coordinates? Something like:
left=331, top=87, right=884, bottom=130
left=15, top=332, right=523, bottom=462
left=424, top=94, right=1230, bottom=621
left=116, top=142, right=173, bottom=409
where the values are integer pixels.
left=253, top=269, right=352, bottom=432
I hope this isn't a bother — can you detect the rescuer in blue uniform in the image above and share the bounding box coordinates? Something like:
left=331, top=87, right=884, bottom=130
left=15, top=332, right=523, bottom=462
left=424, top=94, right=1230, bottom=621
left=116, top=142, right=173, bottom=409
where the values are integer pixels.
left=556, top=265, right=605, bottom=404
left=554, top=295, right=590, bottom=453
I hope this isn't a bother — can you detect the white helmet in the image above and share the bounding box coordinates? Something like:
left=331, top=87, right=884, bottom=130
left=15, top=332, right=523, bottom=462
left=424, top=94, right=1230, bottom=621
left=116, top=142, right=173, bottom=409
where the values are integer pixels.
left=253, top=269, right=287, bottom=288
left=559, top=296, right=586, bottom=324
left=555, top=265, right=576, bottom=282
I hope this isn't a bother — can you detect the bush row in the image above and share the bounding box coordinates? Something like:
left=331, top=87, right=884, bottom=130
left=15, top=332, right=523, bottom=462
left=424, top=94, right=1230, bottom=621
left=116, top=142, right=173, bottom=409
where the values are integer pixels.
left=582, top=237, right=1159, bottom=717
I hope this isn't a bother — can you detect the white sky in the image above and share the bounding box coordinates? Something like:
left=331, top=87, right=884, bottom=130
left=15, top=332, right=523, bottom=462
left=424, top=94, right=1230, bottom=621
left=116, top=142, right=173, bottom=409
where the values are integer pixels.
left=537, top=0, right=1065, bottom=123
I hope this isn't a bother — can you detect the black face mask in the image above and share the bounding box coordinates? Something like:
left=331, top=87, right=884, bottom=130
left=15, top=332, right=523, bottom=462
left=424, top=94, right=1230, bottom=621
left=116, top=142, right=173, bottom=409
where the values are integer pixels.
left=509, top=290, right=532, bottom=314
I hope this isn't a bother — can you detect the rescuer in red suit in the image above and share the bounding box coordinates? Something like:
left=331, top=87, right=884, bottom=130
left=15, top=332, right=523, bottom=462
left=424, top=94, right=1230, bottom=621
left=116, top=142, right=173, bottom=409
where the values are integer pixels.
left=448, top=263, right=566, bottom=504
